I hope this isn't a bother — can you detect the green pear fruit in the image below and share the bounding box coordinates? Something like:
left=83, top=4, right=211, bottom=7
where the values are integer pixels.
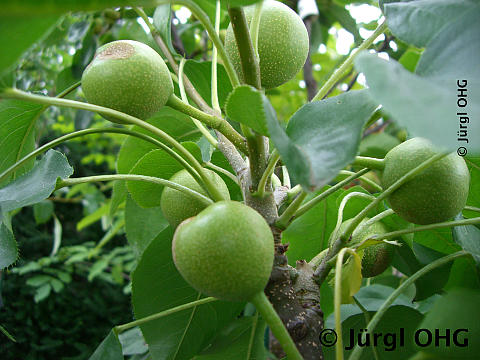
left=172, top=201, right=274, bottom=301
left=81, top=40, right=173, bottom=122
left=160, top=169, right=230, bottom=228
left=340, top=218, right=395, bottom=278
left=382, top=137, right=470, bottom=225
left=224, top=0, right=309, bottom=89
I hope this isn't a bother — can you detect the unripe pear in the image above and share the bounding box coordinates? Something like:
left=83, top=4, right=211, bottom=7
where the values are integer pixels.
left=172, top=201, right=274, bottom=301
left=340, top=218, right=395, bottom=278
left=81, top=40, right=173, bottom=122
left=382, top=137, right=470, bottom=225
left=225, top=0, right=309, bottom=89
left=160, top=169, right=230, bottom=228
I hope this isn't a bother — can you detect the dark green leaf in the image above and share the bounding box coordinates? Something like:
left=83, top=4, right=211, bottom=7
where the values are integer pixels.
left=225, top=86, right=269, bottom=136
left=0, top=150, right=73, bottom=212
left=89, top=330, right=123, bottom=360
left=131, top=227, right=243, bottom=359
left=267, top=90, right=377, bottom=191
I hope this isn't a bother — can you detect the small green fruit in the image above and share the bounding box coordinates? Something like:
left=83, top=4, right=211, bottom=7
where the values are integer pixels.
left=160, top=169, right=230, bottom=228
left=382, top=137, right=470, bottom=225
left=339, top=218, right=395, bottom=278
left=172, top=201, right=274, bottom=301
left=224, top=0, right=309, bottom=89
left=81, top=40, right=173, bottom=121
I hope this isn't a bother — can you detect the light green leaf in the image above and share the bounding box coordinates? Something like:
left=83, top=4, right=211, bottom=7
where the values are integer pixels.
left=125, top=196, right=168, bottom=259
left=34, top=283, right=52, bottom=302
left=127, top=142, right=202, bottom=208
left=89, top=329, right=123, bottom=360
left=384, top=0, right=475, bottom=48
left=415, top=288, right=480, bottom=358
left=132, top=227, right=243, bottom=359
left=116, top=107, right=200, bottom=174
left=452, top=215, right=480, bottom=264
left=0, top=17, right=59, bottom=75
left=225, top=85, right=269, bottom=136
left=355, top=52, right=480, bottom=155
left=153, top=4, right=177, bottom=55
left=109, top=180, right=127, bottom=217
left=33, top=200, right=54, bottom=225
left=77, top=203, right=109, bottom=231
left=195, top=316, right=267, bottom=360
left=0, top=150, right=73, bottom=212
left=0, top=100, right=44, bottom=185
left=267, top=90, right=377, bottom=191
left=0, top=222, right=17, bottom=269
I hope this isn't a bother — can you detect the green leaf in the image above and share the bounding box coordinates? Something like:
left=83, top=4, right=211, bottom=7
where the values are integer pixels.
left=355, top=52, right=480, bottom=155
left=195, top=316, right=267, bottom=360
left=0, top=100, right=44, bottom=185
left=415, top=6, right=480, bottom=80
left=465, top=157, right=480, bottom=212
left=184, top=60, right=233, bottom=109
left=0, top=150, right=73, bottom=212
left=267, top=90, right=377, bottom=191
left=0, top=222, right=17, bottom=269
left=328, top=3, right=361, bottom=44
left=131, top=227, right=243, bottom=360
left=118, top=328, right=148, bottom=356
left=34, top=283, right=52, bottom=303
left=116, top=107, right=200, bottom=174
left=452, top=215, right=480, bottom=264
left=282, top=186, right=344, bottom=265
left=77, top=203, right=109, bottom=231
left=109, top=180, right=127, bottom=217
left=0, top=324, right=16, bottom=342
left=225, top=86, right=269, bottom=136
left=33, top=200, right=54, bottom=225
left=89, top=329, right=123, bottom=360
left=359, top=132, right=400, bottom=159
left=393, top=242, right=453, bottom=301
left=0, top=16, right=59, bottom=75
left=384, top=0, right=475, bottom=48
left=153, top=5, right=177, bottom=55
left=325, top=305, right=423, bottom=360
left=127, top=142, right=202, bottom=208
left=414, top=288, right=480, bottom=358
left=125, top=196, right=168, bottom=259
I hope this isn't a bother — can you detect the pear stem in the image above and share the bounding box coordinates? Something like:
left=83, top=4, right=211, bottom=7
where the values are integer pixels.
left=250, top=291, right=303, bottom=360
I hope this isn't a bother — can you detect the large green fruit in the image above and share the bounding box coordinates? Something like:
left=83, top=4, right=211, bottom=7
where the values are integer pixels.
left=172, top=201, right=274, bottom=301
left=382, top=137, right=470, bottom=225
left=340, top=218, right=395, bottom=278
left=81, top=40, right=173, bottom=121
left=160, top=169, right=230, bottom=228
left=224, top=0, right=309, bottom=89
